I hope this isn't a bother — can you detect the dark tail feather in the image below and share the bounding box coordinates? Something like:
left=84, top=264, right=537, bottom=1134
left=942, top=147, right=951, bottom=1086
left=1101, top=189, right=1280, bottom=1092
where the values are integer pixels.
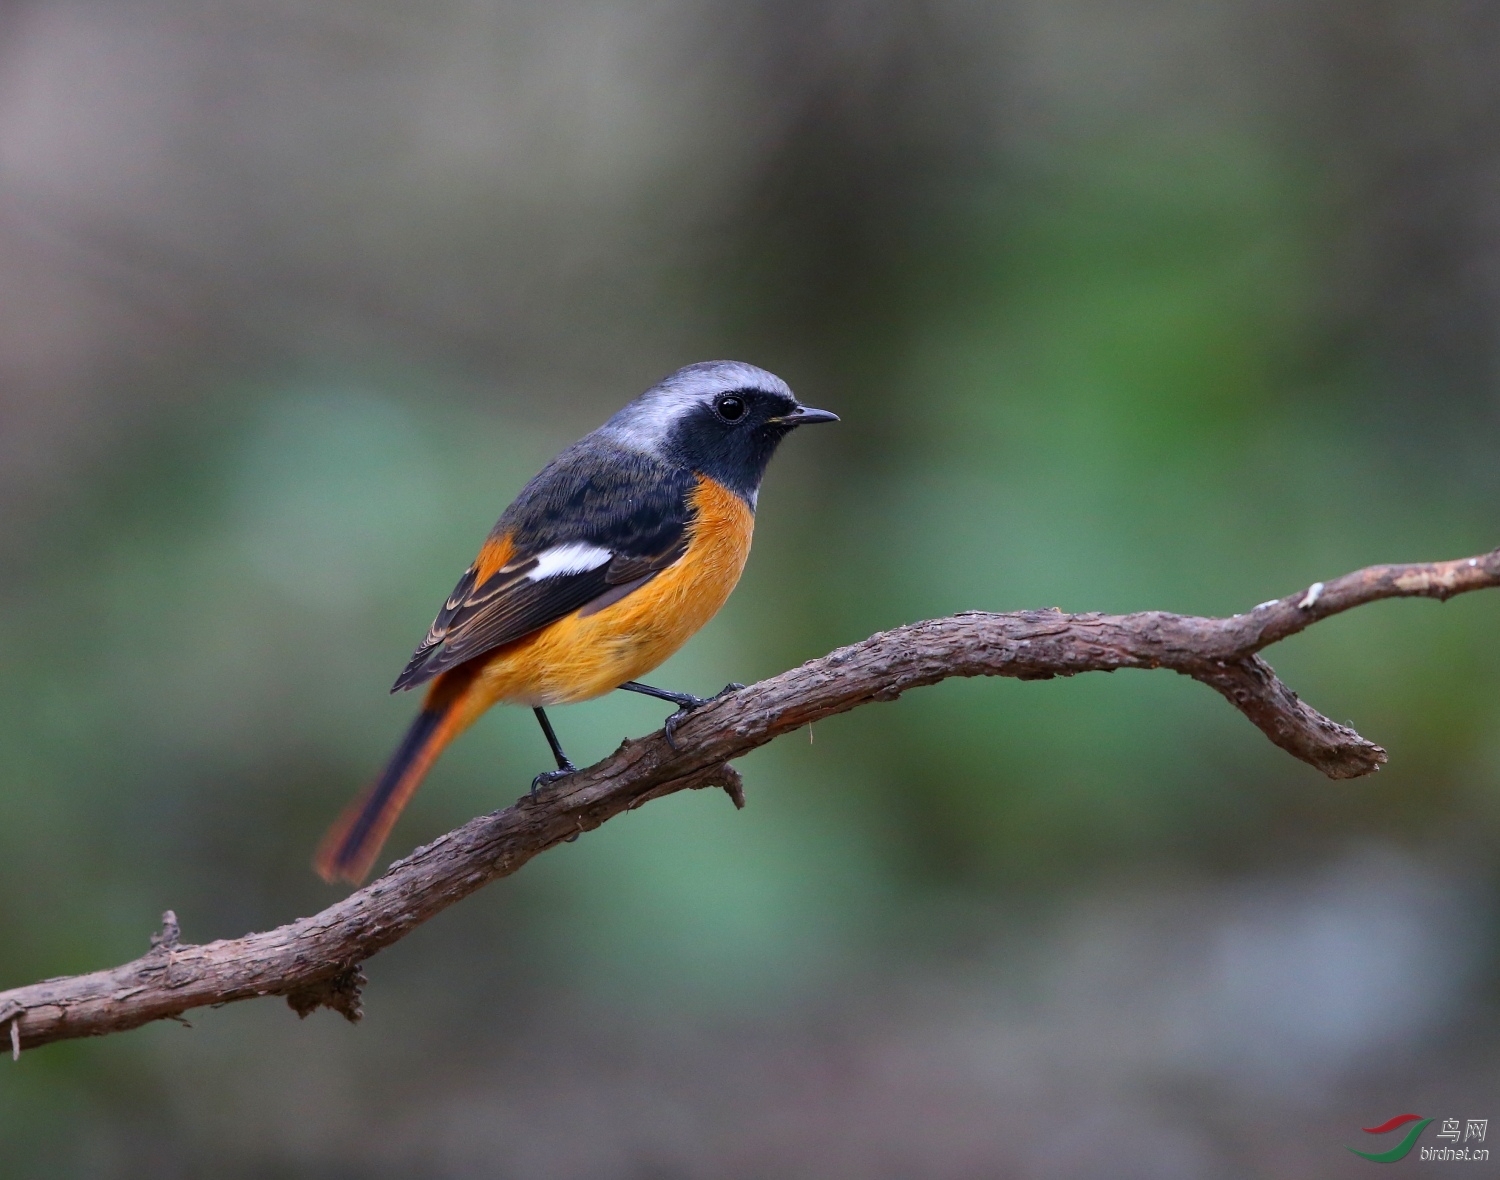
left=314, top=704, right=456, bottom=884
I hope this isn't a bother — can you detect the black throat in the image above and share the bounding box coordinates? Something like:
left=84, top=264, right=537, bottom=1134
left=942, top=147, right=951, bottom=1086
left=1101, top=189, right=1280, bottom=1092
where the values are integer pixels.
left=658, top=395, right=799, bottom=505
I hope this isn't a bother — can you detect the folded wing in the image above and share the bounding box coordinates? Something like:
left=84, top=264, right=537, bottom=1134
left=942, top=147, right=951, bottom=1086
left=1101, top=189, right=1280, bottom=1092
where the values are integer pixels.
left=392, top=448, right=694, bottom=691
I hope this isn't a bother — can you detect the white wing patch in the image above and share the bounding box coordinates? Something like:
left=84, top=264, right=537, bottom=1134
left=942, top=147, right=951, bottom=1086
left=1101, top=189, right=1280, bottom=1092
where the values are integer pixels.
left=526, top=542, right=613, bottom=581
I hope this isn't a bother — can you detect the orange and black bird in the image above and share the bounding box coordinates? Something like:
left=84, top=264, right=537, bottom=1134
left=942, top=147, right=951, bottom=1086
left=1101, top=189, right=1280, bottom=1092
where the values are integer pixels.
left=315, top=361, right=837, bottom=883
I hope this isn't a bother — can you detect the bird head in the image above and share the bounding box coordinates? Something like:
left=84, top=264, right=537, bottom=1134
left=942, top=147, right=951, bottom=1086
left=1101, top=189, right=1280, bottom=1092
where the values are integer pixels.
left=604, top=360, right=838, bottom=504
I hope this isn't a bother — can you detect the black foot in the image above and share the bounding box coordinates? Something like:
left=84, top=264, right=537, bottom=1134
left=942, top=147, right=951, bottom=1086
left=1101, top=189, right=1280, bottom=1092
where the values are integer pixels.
left=528, top=706, right=577, bottom=799
left=664, top=682, right=745, bottom=751
left=530, top=763, right=576, bottom=800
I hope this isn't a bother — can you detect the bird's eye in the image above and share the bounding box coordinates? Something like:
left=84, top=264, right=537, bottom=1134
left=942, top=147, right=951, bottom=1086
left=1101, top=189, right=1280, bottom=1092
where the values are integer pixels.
left=715, top=394, right=747, bottom=422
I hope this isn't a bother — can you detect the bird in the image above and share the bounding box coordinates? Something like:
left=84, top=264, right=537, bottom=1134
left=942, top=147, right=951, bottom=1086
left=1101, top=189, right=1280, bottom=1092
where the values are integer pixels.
left=314, top=360, right=838, bottom=883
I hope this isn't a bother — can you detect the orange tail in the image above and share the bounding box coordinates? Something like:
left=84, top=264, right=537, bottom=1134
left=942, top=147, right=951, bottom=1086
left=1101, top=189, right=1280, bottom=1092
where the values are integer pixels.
left=314, top=674, right=473, bottom=884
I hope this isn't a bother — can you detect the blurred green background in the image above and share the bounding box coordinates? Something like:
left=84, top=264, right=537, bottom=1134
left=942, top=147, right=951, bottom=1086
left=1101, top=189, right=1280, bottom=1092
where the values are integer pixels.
left=0, top=2, right=1498, bottom=1176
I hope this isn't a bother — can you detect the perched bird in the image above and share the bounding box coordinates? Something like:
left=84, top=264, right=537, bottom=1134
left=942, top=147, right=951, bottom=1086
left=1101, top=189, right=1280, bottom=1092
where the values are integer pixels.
left=315, top=361, right=837, bottom=883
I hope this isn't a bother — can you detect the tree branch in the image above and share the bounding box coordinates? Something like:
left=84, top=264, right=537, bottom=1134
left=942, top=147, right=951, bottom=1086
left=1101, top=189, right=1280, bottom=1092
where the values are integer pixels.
left=3, top=548, right=1497, bottom=1054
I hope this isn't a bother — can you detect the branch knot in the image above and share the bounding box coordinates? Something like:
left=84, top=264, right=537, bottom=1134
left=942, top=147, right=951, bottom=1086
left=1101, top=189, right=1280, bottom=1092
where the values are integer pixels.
left=285, top=965, right=366, bottom=1023
left=149, top=910, right=181, bottom=952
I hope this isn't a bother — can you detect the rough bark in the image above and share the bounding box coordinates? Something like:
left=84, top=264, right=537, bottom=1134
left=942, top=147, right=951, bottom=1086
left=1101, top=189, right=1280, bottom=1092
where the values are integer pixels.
left=2, top=548, right=1496, bottom=1055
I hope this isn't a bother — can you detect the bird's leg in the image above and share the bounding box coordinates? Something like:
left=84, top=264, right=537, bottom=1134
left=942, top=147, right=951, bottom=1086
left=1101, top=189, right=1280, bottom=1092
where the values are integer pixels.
left=617, top=680, right=746, bottom=751
left=616, top=681, right=711, bottom=708
left=530, top=707, right=577, bottom=798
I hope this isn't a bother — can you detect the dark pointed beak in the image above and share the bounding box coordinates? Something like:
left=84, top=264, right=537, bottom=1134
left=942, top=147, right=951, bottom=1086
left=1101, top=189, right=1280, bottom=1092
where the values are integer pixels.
left=776, top=405, right=840, bottom=427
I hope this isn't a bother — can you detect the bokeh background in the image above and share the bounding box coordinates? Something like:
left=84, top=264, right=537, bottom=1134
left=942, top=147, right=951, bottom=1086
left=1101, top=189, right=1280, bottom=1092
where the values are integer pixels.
left=0, top=1, right=1498, bottom=1176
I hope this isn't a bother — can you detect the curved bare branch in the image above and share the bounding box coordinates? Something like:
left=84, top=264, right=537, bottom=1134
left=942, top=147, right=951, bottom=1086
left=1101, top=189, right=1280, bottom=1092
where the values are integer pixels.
left=2, top=547, right=1496, bottom=1054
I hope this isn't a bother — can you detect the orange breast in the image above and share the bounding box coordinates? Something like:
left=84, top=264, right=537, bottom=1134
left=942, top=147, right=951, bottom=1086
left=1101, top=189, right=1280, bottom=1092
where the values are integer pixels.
left=454, top=476, right=754, bottom=716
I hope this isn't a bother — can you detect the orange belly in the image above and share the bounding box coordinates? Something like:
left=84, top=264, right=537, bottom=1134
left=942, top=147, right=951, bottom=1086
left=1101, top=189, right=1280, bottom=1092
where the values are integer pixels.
left=444, top=475, right=753, bottom=728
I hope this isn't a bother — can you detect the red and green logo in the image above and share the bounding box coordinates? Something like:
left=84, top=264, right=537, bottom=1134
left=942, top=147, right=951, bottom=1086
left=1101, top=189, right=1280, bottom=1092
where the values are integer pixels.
left=1347, top=1114, right=1433, bottom=1162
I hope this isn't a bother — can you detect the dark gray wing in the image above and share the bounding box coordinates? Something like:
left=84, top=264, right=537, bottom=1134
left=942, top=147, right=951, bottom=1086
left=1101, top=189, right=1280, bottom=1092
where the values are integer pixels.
left=392, top=442, right=695, bottom=692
